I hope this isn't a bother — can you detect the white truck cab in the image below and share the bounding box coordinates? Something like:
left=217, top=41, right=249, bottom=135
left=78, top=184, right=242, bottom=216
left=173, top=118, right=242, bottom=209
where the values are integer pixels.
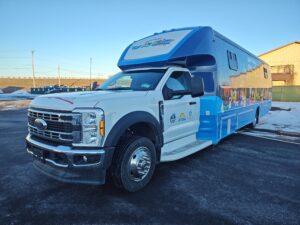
left=26, top=26, right=272, bottom=192
left=26, top=66, right=205, bottom=192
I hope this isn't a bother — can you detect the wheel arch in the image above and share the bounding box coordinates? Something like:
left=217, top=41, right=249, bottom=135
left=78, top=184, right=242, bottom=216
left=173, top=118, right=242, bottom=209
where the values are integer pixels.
left=104, top=111, right=163, bottom=161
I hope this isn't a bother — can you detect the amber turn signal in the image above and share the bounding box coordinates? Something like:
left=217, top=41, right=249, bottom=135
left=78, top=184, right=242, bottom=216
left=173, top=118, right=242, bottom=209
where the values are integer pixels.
left=99, top=119, right=105, bottom=137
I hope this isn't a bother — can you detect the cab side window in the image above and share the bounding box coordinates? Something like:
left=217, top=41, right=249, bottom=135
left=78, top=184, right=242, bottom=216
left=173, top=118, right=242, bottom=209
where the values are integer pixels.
left=164, top=71, right=191, bottom=100
left=166, top=71, right=191, bottom=91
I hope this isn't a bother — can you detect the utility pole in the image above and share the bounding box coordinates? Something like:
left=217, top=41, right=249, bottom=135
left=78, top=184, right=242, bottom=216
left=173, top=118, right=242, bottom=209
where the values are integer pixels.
left=31, top=50, right=36, bottom=88
left=90, top=57, right=92, bottom=90
left=58, top=65, right=61, bottom=86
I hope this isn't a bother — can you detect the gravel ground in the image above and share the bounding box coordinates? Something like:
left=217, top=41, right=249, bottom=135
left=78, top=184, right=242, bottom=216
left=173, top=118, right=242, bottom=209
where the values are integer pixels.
left=0, top=109, right=299, bottom=225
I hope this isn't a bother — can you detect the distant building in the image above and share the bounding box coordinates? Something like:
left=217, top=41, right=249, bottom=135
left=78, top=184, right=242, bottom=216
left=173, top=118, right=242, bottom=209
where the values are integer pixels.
left=259, top=41, right=300, bottom=86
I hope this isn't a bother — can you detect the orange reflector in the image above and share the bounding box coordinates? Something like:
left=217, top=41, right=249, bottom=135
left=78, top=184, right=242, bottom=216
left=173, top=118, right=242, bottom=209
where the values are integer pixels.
left=100, top=119, right=105, bottom=137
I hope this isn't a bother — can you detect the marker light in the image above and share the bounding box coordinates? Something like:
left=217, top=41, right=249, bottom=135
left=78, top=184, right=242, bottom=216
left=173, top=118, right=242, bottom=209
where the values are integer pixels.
left=100, top=119, right=105, bottom=137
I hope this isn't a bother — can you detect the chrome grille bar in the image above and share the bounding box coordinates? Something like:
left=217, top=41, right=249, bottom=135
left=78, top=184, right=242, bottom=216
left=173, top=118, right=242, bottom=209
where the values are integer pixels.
left=28, top=108, right=74, bottom=123
left=28, top=108, right=81, bottom=143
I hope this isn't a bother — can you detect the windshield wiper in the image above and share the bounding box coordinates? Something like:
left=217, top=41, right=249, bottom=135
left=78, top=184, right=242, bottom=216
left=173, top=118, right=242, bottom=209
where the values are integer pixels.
left=107, top=87, right=132, bottom=90
left=95, top=87, right=132, bottom=91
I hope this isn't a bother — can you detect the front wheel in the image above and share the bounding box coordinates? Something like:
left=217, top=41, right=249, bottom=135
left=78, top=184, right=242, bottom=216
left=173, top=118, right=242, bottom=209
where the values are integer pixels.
left=110, top=136, right=156, bottom=192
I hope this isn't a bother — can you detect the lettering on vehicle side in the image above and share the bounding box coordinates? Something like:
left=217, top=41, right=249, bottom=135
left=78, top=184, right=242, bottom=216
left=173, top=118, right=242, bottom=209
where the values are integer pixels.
left=132, top=38, right=174, bottom=50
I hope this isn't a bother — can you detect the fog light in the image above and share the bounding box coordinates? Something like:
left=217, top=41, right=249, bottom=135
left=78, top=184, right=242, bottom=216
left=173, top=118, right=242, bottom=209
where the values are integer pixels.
left=83, top=155, right=88, bottom=162
left=73, top=154, right=101, bottom=165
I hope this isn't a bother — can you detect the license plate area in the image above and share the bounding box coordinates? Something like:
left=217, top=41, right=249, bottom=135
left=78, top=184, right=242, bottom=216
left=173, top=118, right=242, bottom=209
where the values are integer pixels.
left=28, top=144, right=48, bottom=163
left=27, top=143, right=69, bottom=167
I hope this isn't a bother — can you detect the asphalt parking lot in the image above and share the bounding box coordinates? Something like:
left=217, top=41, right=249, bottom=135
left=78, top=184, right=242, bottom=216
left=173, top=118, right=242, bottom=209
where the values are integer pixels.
left=0, top=109, right=299, bottom=225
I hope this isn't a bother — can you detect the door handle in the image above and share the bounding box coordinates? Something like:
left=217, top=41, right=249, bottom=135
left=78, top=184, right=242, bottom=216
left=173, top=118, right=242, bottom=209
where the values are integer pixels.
left=189, top=101, right=196, bottom=105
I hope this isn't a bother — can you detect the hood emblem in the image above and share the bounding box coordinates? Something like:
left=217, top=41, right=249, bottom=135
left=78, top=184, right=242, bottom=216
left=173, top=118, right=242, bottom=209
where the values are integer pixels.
left=34, top=118, right=47, bottom=131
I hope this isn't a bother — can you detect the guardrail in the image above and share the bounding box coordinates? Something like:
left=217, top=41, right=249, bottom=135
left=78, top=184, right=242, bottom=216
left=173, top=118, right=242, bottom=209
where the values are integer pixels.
left=31, top=87, right=86, bottom=94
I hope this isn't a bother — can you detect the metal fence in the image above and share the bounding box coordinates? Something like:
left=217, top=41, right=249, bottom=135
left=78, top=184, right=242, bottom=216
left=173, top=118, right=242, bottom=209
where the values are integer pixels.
left=272, top=86, right=300, bottom=102
left=31, top=87, right=86, bottom=94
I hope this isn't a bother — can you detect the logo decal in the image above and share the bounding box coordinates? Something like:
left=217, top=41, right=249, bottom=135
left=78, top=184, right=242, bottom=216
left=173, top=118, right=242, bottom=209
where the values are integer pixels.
left=34, top=118, right=47, bottom=131
left=132, top=38, right=174, bottom=50
left=178, top=112, right=186, bottom=122
left=170, top=113, right=176, bottom=123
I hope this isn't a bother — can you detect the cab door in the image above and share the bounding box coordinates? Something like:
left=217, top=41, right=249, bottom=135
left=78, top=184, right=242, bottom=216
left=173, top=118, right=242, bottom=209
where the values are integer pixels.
left=161, top=70, right=200, bottom=144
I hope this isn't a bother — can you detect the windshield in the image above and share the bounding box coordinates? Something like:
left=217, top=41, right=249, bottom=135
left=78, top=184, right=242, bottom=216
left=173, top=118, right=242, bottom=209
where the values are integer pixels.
left=97, top=70, right=165, bottom=91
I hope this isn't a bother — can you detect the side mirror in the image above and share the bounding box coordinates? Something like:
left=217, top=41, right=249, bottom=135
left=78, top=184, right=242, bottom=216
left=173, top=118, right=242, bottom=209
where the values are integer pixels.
left=162, top=86, right=173, bottom=100
left=162, top=86, right=191, bottom=100
left=191, top=75, right=204, bottom=97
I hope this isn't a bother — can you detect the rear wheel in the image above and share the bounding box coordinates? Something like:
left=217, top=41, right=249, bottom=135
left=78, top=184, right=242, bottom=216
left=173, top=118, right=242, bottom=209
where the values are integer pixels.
left=110, top=136, right=156, bottom=192
left=249, top=109, right=259, bottom=128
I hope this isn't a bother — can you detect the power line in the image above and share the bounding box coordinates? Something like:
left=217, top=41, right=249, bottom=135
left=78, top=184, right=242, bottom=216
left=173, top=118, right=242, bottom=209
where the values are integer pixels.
left=0, top=51, right=106, bottom=79
left=35, top=56, right=92, bottom=68
left=60, top=68, right=90, bottom=74
left=35, top=69, right=57, bottom=74
left=0, top=67, right=31, bottom=70
left=0, top=56, right=31, bottom=59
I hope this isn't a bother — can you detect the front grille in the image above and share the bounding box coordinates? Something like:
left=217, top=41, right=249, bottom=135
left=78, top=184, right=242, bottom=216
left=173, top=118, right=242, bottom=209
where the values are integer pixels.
left=28, top=117, right=73, bottom=133
left=28, top=108, right=81, bottom=144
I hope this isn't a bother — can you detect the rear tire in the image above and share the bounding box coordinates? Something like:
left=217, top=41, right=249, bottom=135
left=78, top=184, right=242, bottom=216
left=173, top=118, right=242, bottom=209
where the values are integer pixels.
left=249, top=109, right=259, bottom=128
left=110, top=136, right=156, bottom=192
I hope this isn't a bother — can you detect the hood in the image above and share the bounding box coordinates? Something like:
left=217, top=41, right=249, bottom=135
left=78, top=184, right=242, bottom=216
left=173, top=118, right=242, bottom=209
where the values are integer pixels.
left=30, top=90, right=148, bottom=111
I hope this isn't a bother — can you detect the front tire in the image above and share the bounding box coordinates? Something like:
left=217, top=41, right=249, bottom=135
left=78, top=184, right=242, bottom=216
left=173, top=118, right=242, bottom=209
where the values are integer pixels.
left=110, top=136, right=156, bottom=192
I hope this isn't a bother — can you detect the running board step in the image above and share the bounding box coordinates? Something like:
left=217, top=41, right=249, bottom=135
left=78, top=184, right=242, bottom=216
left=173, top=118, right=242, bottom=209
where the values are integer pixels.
left=161, top=140, right=212, bottom=162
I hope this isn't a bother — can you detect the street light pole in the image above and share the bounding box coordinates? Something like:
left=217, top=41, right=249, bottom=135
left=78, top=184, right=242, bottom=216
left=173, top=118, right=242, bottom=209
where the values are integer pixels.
left=31, top=50, right=36, bottom=88
left=90, top=57, right=92, bottom=90
left=58, top=65, right=61, bottom=86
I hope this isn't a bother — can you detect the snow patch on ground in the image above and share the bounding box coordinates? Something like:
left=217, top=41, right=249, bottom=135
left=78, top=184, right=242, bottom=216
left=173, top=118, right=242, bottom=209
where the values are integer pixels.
left=0, top=100, right=31, bottom=110
left=0, top=90, right=38, bottom=101
left=257, top=101, right=300, bottom=134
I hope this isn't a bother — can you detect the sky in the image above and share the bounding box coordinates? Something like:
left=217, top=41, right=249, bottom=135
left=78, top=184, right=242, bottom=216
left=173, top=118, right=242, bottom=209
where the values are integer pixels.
left=0, top=0, right=299, bottom=78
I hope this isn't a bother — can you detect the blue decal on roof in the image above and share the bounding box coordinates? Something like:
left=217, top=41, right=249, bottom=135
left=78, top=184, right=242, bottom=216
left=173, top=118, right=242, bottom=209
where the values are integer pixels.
left=132, top=38, right=175, bottom=50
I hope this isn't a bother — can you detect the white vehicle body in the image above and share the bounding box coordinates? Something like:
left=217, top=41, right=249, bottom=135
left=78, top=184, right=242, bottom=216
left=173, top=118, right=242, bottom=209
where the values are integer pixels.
left=26, top=26, right=271, bottom=191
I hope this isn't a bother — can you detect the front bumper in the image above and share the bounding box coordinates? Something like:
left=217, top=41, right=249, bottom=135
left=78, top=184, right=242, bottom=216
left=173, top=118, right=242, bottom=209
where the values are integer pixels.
left=26, top=134, right=114, bottom=185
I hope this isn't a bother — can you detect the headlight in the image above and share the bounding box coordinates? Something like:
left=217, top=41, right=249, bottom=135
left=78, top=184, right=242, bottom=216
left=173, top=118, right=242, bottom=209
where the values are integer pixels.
left=83, top=112, right=97, bottom=125
left=72, top=108, right=104, bottom=147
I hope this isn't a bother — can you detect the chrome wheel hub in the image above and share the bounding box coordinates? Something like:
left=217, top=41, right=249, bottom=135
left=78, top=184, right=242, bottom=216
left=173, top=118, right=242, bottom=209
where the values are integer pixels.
left=128, top=147, right=151, bottom=182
